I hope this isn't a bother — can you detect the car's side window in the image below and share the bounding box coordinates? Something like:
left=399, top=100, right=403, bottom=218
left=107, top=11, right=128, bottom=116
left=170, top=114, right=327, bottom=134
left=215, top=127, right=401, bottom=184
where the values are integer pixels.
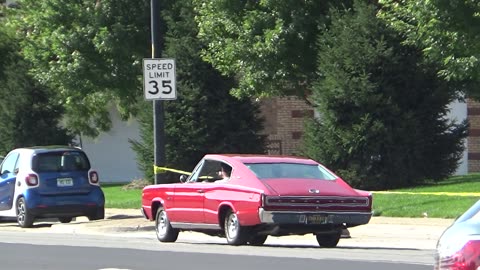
left=189, top=160, right=224, bottom=183
left=0, top=153, right=20, bottom=175
left=188, top=160, right=205, bottom=183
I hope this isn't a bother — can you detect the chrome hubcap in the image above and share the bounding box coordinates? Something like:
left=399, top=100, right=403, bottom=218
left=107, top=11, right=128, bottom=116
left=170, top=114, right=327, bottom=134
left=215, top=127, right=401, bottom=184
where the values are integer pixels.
left=156, top=211, right=167, bottom=236
left=226, top=214, right=239, bottom=239
left=17, top=201, right=25, bottom=224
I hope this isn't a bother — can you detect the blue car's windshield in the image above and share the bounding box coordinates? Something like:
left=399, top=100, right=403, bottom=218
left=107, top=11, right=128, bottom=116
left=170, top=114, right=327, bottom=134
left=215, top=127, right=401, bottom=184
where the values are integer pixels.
left=245, top=163, right=337, bottom=180
left=32, top=151, right=91, bottom=172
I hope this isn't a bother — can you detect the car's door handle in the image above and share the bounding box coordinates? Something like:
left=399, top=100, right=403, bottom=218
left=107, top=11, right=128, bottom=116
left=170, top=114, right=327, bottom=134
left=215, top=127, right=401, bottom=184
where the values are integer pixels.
left=197, top=189, right=205, bottom=193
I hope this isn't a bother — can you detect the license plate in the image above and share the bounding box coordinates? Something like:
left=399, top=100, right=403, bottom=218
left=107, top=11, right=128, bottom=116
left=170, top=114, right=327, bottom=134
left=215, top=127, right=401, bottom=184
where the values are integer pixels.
left=305, top=215, right=328, bottom=224
left=57, top=178, right=73, bottom=187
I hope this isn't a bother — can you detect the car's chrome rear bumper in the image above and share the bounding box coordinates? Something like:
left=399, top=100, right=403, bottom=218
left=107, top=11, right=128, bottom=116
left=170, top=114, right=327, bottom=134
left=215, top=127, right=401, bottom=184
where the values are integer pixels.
left=258, top=208, right=372, bottom=226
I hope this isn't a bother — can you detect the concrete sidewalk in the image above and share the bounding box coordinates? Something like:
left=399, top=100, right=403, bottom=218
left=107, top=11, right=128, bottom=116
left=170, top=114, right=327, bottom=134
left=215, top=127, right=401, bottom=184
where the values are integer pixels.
left=42, top=208, right=453, bottom=250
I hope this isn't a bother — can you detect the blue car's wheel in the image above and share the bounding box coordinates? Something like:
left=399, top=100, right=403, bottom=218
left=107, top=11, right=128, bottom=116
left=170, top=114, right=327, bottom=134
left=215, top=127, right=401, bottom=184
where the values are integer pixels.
left=58, top=217, right=73, bottom=223
left=16, top=197, right=34, bottom=228
left=88, top=207, right=105, bottom=221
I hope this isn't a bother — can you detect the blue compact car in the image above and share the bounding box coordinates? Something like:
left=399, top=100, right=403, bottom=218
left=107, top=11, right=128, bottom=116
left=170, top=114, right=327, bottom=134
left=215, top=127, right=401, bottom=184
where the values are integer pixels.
left=0, top=146, right=105, bottom=228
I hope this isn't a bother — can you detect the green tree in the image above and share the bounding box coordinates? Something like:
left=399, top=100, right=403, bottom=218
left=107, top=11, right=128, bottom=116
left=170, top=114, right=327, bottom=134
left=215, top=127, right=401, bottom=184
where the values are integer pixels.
left=302, top=2, right=467, bottom=190
left=10, top=0, right=150, bottom=137
left=194, top=0, right=352, bottom=98
left=131, top=0, right=266, bottom=182
left=0, top=25, right=73, bottom=154
left=379, top=0, right=480, bottom=98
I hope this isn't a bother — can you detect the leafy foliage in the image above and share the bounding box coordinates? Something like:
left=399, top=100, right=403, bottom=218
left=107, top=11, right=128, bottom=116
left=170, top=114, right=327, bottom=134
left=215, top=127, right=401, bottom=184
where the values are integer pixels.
left=379, top=0, right=480, bottom=98
left=10, top=0, right=150, bottom=136
left=130, top=0, right=266, bottom=183
left=302, top=1, right=467, bottom=190
left=194, top=0, right=353, bottom=98
left=0, top=25, right=73, bottom=154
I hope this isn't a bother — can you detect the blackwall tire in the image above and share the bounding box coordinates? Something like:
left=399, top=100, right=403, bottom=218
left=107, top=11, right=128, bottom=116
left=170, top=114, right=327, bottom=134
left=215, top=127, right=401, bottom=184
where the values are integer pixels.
left=16, top=197, right=34, bottom=228
left=224, top=210, right=249, bottom=245
left=88, top=207, right=105, bottom=221
left=155, top=208, right=179, bottom=242
left=58, top=217, right=73, bottom=223
left=316, top=231, right=342, bottom=248
left=248, top=235, right=268, bottom=246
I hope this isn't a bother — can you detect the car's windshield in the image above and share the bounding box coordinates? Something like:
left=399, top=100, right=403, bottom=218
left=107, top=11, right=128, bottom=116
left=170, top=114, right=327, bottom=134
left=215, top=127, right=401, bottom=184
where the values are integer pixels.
left=245, top=163, right=337, bottom=180
left=32, top=151, right=91, bottom=172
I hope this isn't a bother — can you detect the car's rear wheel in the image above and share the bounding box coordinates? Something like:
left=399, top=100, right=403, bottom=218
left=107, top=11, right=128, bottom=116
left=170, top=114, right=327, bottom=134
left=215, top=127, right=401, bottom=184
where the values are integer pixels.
left=88, top=207, right=105, bottom=221
left=58, top=217, right=73, bottom=223
left=16, top=197, right=34, bottom=228
left=316, top=230, right=342, bottom=248
left=155, top=208, right=179, bottom=242
left=248, top=235, right=268, bottom=246
left=224, top=210, right=249, bottom=245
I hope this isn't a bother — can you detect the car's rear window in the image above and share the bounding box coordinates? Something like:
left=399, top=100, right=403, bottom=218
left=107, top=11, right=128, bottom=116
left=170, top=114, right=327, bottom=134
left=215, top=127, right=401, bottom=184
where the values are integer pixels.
left=245, top=163, right=337, bottom=180
left=32, top=151, right=90, bottom=172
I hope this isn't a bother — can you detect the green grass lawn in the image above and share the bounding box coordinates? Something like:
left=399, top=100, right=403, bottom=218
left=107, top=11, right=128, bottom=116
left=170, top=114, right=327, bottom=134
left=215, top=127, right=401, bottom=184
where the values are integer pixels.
left=103, top=174, right=480, bottom=219
left=102, top=184, right=143, bottom=209
left=372, top=174, right=480, bottom=218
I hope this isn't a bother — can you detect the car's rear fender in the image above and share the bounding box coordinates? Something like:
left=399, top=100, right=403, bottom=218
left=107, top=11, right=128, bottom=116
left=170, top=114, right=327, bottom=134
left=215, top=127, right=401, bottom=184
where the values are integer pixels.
left=217, top=197, right=262, bottom=227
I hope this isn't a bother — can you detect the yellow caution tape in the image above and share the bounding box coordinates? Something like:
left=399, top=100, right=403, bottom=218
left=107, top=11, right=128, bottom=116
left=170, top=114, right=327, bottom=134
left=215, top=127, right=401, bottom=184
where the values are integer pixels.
left=153, top=165, right=191, bottom=175
left=373, top=191, right=480, bottom=197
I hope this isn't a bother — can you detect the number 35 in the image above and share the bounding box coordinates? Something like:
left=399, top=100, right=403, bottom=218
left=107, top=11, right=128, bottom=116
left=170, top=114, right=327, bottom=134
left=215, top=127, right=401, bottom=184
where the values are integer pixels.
left=148, top=80, right=172, bottom=95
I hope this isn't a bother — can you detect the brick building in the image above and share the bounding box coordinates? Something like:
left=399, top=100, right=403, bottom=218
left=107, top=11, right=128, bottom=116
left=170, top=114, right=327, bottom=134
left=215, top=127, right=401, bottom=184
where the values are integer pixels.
left=259, top=96, right=313, bottom=156
left=259, top=96, right=471, bottom=175
left=468, top=100, right=480, bottom=172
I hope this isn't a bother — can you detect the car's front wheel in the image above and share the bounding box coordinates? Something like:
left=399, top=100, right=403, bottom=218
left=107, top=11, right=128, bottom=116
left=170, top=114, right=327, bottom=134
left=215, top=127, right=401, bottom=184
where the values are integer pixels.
left=16, top=197, right=34, bottom=228
left=224, top=210, right=249, bottom=245
left=316, top=230, right=342, bottom=248
left=155, top=207, right=179, bottom=242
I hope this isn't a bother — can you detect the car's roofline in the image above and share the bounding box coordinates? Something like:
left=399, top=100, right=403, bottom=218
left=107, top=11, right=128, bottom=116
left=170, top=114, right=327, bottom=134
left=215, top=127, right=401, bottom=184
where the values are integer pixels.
left=203, top=154, right=318, bottom=164
left=14, top=145, right=82, bottom=154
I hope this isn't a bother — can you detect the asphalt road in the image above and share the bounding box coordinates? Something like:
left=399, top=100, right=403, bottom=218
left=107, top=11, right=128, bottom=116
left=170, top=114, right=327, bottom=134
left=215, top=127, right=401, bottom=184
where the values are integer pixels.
left=0, top=239, right=431, bottom=270
left=0, top=209, right=450, bottom=269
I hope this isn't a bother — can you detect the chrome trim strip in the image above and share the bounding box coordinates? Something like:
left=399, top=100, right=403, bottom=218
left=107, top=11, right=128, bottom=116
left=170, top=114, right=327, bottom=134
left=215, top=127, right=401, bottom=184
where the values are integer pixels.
left=265, top=196, right=370, bottom=207
left=170, top=222, right=221, bottom=230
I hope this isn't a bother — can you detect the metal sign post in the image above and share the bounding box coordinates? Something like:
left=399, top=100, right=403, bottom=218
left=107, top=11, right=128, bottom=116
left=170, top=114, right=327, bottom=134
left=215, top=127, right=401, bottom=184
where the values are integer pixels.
left=150, top=0, right=165, bottom=185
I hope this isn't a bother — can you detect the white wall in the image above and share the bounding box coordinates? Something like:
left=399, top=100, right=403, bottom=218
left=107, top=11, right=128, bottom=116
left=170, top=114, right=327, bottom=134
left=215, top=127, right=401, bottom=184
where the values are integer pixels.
left=79, top=108, right=143, bottom=183
left=447, top=99, right=468, bottom=175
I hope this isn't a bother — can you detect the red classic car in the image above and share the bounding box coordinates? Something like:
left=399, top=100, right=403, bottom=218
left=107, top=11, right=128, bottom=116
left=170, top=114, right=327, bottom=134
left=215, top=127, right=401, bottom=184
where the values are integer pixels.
left=141, top=154, right=372, bottom=247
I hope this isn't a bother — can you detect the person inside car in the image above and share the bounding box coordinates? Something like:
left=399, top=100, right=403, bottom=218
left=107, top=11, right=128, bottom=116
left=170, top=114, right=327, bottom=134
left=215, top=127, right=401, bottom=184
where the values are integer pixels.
left=215, top=163, right=232, bottom=183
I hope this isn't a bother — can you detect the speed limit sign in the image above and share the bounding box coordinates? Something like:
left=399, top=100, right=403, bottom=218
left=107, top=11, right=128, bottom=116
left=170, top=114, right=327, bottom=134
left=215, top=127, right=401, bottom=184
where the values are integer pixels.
left=143, top=58, right=177, bottom=100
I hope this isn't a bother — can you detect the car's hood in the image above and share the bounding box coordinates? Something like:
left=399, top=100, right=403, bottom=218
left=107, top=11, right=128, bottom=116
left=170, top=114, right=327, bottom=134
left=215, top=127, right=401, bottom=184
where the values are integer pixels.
left=262, top=178, right=359, bottom=197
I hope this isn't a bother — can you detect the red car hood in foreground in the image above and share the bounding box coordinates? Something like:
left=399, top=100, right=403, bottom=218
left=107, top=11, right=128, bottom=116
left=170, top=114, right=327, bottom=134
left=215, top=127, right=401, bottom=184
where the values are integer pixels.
left=262, top=178, right=360, bottom=197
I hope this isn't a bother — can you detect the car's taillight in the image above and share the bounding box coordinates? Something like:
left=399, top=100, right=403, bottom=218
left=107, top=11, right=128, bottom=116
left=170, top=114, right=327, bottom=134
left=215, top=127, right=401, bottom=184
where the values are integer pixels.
left=89, top=171, right=99, bottom=185
left=25, top=174, right=38, bottom=186
left=436, top=240, right=480, bottom=270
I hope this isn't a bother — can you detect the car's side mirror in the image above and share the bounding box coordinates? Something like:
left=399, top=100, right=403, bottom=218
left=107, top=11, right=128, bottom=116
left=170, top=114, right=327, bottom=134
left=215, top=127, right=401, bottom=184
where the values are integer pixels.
left=179, top=175, right=188, bottom=183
